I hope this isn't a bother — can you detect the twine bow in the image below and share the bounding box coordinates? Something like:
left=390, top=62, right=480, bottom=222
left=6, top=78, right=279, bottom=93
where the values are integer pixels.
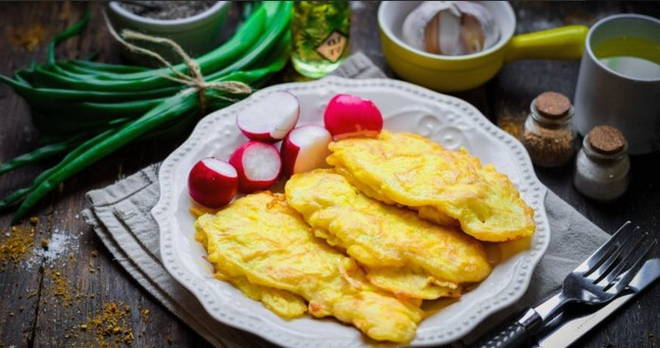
left=104, top=12, right=252, bottom=110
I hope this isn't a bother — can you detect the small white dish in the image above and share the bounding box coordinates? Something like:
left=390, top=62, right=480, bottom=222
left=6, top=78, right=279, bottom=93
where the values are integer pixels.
left=153, top=76, right=550, bottom=347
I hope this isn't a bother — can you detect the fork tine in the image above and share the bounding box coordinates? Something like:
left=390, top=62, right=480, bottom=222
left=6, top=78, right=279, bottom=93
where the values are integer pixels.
left=605, top=238, right=657, bottom=294
left=586, top=226, right=640, bottom=282
left=574, top=221, right=634, bottom=274
left=594, top=231, right=648, bottom=284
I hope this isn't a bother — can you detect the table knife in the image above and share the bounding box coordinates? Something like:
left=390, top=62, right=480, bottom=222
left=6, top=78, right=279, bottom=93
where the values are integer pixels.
left=534, top=258, right=659, bottom=348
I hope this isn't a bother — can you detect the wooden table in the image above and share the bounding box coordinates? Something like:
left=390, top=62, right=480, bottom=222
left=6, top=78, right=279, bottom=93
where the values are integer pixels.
left=1, top=2, right=658, bottom=347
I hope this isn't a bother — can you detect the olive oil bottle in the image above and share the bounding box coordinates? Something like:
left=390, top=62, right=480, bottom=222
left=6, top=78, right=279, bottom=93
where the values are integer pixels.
left=291, top=1, right=350, bottom=78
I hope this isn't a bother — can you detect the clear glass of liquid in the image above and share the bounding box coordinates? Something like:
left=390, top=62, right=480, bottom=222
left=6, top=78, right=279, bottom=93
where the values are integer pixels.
left=291, top=1, right=350, bottom=79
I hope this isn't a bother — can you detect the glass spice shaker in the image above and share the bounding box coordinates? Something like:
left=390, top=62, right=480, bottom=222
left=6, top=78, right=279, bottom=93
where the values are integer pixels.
left=521, top=92, right=577, bottom=167
left=574, top=125, right=630, bottom=202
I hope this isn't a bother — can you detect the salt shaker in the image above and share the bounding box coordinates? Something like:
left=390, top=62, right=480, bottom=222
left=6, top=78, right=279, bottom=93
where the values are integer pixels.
left=574, top=125, right=630, bottom=202
left=521, top=92, right=577, bottom=167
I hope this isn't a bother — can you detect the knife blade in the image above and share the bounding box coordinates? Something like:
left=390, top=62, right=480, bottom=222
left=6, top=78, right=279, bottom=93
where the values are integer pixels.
left=534, top=258, right=660, bottom=348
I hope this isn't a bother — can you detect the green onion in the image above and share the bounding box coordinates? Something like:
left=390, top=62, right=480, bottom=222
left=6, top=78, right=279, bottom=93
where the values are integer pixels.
left=47, top=11, right=91, bottom=64
left=0, top=134, right=86, bottom=175
left=0, top=1, right=294, bottom=221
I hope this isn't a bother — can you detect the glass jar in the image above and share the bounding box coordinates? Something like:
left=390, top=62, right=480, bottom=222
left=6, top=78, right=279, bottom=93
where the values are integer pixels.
left=291, top=1, right=350, bottom=78
left=521, top=92, right=577, bottom=167
left=574, top=125, right=630, bottom=202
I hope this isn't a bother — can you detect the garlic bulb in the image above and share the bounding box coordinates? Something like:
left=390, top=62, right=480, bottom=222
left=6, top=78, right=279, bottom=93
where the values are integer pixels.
left=402, top=1, right=499, bottom=56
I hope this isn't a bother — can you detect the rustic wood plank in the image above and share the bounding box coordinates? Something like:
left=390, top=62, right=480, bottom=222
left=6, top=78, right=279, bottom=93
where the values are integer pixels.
left=0, top=2, right=67, bottom=347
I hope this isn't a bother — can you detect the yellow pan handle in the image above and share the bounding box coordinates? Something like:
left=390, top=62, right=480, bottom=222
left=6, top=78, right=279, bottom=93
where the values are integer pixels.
left=504, top=25, right=589, bottom=63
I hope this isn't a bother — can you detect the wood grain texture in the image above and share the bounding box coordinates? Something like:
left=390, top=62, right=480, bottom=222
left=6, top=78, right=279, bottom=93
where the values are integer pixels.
left=0, top=3, right=63, bottom=348
left=0, top=1, right=658, bottom=348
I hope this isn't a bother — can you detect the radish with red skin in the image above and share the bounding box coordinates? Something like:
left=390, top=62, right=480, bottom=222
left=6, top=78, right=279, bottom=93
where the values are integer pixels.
left=229, top=141, right=282, bottom=193
left=281, top=125, right=332, bottom=177
left=323, top=94, right=384, bottom=140
left=236, top=91, right=300, bottom=142
left=188, top=158, right=238, bottom=208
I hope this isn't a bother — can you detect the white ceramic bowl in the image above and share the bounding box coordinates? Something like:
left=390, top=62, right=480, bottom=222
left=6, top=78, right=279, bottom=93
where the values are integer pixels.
left=153, top=77, right=550, bottom=347
left=107, top=1, right=230, bottom=65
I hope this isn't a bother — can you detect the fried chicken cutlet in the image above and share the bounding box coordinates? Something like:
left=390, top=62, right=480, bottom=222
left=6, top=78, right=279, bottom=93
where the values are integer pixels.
left=285, top=169, right=491, bottom=300
left=195, top=192, right=422, bottom=343
left=327, top=131, right=535, bottom=242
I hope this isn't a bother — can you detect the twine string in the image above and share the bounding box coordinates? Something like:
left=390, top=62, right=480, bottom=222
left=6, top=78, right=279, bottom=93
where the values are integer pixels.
left=103, top=12, right=252, bottom=110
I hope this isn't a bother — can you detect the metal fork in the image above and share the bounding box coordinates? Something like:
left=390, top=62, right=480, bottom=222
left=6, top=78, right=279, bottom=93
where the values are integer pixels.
left=478, top=221, right=657, bottom=348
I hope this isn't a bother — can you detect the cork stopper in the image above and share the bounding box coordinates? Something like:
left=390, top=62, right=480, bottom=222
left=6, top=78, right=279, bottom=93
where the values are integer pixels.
left=587, top=125, right=626, bottom=154
left=534, top=92, right=571, bottom=118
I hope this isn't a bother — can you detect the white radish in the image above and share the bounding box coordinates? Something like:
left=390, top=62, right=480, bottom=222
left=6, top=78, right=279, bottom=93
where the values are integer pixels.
left=236, top=91, right=300, bottom=142
left=188, top=158, right=238, bottom=208
left=229, top=141, right=282, bottom=193
left=323, top=94, right=383, bottom=140
left=281, top=125, right=332, bottom=177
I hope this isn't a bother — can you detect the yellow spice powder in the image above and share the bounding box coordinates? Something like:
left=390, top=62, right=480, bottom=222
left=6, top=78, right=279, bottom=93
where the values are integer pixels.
left=80, top=302, right=135, bottom=348
left=0, top=224, right=36, bottom=270
left=497, top=113, right=525, bottom=139
left=46, top=269, right=73, bottom=306
left=5, top=25, right=48, bottom=51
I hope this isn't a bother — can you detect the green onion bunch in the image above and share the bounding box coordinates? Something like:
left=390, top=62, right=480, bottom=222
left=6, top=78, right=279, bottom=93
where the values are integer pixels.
left=0, top=2, right=293, bottom=222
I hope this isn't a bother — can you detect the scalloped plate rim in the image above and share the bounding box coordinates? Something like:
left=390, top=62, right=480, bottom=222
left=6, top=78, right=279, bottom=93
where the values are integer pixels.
left=153, top=76, right=550, bottom=347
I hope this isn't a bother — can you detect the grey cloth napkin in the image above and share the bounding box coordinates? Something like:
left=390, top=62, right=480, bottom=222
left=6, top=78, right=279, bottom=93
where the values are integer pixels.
left=81, top=53, right=609, bottom=347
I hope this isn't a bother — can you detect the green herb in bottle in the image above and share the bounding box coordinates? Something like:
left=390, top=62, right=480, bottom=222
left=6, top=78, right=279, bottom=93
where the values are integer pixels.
left=291, top=1, right=350, bottom=78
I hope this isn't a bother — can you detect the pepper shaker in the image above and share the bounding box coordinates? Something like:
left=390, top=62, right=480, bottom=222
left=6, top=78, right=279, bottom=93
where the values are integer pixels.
left=521, top=92, right=577, bottom=167
left=574, top=125, right=630, bottom=202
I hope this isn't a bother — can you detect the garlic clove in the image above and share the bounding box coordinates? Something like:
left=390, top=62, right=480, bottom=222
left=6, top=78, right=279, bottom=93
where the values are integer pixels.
left=402, top=1, right=499, bottom=56
left=424, top=13, right=440, bottom=54
left=454, top=1, right=499, bottom=50
left=402, top=1, right=456, bottom=52
left=437, top=8, right=463, bottom=56
left=461, top=14, right=485, bottom=53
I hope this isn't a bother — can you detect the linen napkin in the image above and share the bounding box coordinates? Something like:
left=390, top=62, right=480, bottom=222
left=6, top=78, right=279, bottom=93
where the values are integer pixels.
left=81, top=53, right=609, bottom=347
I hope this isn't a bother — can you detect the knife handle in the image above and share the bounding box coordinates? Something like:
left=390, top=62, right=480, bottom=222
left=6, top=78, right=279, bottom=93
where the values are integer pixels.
left=477, top=308, right=543, bottom=348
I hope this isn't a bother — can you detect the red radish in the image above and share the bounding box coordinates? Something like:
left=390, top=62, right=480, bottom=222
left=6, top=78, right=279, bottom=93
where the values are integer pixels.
left=281, top=125, right=332, bottom=177
left=323, top=94, right=383, bottom=140
left=188, top=158, right=238, bottom=208
left=229, top=141, right=282, bottom=192
left=236, top=91, right=300, bottom=142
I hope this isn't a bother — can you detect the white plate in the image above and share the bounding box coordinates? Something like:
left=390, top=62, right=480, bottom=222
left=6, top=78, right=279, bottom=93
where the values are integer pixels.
left=153, top=77, right=550, bottom=347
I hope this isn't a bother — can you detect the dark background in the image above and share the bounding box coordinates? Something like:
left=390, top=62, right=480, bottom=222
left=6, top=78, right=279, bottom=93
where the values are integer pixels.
left=0, top=2, right=658, bottom=347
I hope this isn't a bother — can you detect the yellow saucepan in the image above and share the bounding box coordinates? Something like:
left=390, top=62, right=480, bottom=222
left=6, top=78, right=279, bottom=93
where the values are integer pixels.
left=378, top=1, right=588, bottom=92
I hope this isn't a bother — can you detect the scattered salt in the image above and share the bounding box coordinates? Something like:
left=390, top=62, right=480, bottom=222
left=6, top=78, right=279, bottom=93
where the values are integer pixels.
left=20, top=228, right=80, bottom=269
left=37, top=229, right=74, bottom=261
